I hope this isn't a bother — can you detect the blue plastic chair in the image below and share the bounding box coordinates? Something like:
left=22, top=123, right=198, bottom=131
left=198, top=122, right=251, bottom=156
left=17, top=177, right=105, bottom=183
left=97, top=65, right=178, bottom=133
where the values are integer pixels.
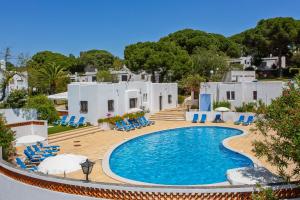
left=69, top=116, right=85, bottom=127
left=243, top=116, right=254, bottom=126
left=61, top=116, right=75, bottom=126
left=53, top=115, right=67, bottom=125
left=192, top=114, right=199, bottom=123
left=121, top=120, right=134, bottom=130
left=200, top=114, right=207, bottom=123
left=234, top=115, right=245, bottom=125
left=16, top=158, right=37, bottom=171
left=38, top=142, right=60, bottom=151
left=24, top=150, right=45, bottom=163
left=213, top=114, right=222, bottom=123
left=32, top=144, right=57, bottom=155
left=26, top=146, right=53, bottom=158
left=128, top=119, right=141, bottom=129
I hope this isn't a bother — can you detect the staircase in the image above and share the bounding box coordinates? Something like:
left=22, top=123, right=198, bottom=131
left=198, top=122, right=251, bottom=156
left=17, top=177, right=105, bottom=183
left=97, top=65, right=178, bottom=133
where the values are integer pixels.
left=48, top=126, right=101, bottom=144
left=149, top=107, right=186, bottom=121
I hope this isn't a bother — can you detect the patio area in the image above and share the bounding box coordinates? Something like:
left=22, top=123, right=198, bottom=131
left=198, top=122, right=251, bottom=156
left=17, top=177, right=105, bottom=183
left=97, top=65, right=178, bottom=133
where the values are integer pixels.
left=46, top=120, right=277, bottom=184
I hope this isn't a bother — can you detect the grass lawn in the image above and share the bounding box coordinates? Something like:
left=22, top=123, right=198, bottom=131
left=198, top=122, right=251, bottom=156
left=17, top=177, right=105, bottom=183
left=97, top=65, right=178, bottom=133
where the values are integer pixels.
left=48, top=125, right=87, bottom=135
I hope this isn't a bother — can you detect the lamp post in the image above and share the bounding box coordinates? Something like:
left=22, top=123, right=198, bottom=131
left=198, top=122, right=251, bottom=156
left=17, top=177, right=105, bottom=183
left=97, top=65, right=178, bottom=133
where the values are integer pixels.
left=80, top=159, right=95, bottom=182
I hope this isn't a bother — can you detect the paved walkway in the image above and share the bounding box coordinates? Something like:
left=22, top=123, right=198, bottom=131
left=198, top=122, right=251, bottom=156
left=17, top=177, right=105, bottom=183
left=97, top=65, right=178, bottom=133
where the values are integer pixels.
left=50, top=120, right=279, bottom=184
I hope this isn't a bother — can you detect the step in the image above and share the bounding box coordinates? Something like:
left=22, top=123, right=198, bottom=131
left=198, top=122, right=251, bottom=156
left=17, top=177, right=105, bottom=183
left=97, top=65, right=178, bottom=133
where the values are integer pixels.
left=48, top=127, right=100, bottom=142
left=49, top=130, right=100, bottom=144
left=149, top=117, right=185, bottom=120
left=48, top=126, right=99, bottom=138
left=48, top=129, right=100, bottom=143
left=149, top=118, right=185, bottom=121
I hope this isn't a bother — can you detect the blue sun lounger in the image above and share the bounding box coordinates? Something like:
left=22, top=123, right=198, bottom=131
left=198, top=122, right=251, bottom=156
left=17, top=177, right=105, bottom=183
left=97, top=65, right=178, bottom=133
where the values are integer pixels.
left=192, top=114, right=199, bottom=123
left=61, top=116, right=75, bottom=126
left=234, top=115, right=245, bottom=125
left=53, top=115, right=67, bottom=125
left=141, top=116, right=154, bottom=125
left=16, top=158, right=37, bottom=171
left=199, top=114, right=207, bottom=123
left=213, top=114, right=222, bottom=123
left=37, top=142, right=60, bottom=151
left=121, top=120, right=135, bottom=130
left=69, top=116, right=86, bottom=127
left=243, top=116, right=254, bottom=126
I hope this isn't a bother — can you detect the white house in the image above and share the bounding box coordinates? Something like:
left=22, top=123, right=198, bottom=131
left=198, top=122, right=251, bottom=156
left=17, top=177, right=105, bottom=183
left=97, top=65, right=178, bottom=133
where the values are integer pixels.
left=199, top=71, right=284, bottom=110
left=68, top=81, right=178, bottom=125
left=0, top=60, right=28, bottom=100
left=228, top=56, right=252, bottom=69
left=69, top=65, right=158, bottom=83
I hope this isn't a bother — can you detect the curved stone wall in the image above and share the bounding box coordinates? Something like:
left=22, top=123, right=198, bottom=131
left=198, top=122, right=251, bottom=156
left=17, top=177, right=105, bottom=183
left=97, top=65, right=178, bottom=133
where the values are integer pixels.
left=1, top=159, right=300, bottom=200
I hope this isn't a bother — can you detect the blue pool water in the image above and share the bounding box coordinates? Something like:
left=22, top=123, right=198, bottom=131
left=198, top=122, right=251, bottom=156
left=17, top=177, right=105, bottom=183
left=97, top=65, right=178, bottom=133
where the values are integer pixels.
left=109, top=126, right=253, bottom=185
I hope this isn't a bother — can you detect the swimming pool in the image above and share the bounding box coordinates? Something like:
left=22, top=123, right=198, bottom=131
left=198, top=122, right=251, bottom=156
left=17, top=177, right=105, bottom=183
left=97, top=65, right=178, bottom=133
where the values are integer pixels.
left=107, top=126, right=253, bottom=185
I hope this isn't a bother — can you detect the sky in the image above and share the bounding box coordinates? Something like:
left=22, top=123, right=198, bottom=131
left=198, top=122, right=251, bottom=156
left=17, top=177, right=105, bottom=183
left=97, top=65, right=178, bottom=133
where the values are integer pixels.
left=1, top=0, right=300, bottom=61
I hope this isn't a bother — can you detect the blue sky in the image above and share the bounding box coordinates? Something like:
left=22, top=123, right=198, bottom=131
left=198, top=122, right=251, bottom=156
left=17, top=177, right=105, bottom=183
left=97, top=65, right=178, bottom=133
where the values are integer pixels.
left=1, top=0, right=300, bottom=60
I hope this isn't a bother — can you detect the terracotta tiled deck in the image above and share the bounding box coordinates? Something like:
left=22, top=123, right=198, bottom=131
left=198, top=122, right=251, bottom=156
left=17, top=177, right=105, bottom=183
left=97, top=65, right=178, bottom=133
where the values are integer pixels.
left=48, top=121, right=278, bottom=184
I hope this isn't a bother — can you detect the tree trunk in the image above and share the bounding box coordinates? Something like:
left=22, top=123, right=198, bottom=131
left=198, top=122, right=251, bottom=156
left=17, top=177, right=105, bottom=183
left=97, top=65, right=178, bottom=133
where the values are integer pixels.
left=191, top=90, right=195, bottom=102
left=0, top=86, right=7, bottom=101
left=278, top=50, right=283, bottom=78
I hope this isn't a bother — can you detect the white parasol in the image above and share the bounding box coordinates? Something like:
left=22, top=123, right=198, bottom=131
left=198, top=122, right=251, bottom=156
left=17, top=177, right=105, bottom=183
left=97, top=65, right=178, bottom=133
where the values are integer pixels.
left=16, top=135, right=46, bottom=146
left=38, top=154, right=87, bottom=175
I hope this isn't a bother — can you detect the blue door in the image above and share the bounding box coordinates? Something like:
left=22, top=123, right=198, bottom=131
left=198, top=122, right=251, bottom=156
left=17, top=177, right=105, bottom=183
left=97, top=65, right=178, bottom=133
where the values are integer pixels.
left=200, top=94, right=212, bottom=111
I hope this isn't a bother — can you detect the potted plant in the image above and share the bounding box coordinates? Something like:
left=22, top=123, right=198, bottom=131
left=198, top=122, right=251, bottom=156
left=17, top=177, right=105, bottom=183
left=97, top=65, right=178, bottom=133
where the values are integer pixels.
left=98, top=113, right=113, bottom=130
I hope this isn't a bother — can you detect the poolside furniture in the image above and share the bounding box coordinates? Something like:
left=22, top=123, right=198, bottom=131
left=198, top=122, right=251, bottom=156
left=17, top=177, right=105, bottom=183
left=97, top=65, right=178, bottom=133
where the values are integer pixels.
left=115, top=121, right=125, bottom=131
left=121, top=120, right=135, bottom=130
left=37, top=142, right=60, bottom=151
left=137, top=117, right=148, bottom=126
left=26, top=146, right=53, bottom=158
left=128, top=119, right=142, bottom=129
left=53, top=115, right=67, bottom=126
left=61, top=116, right=75, bottom=126
left=212, top=114, right=223, bottom=123
left=141, top=116, right=155, bottom=125
left=16, top=158, right=38, bottom=171
left=234, top=115, right=245, bottom=125
left=32, top=144, right=57, bottom=155
left=192, top=114, right=198, bottom=123
left=199, top=114, right=207, bottom=123
left=24, top=149, right=45, bottom=163
left=69, top=116, right=86, bottom=128
left=242, top=116, right=254, bottom=126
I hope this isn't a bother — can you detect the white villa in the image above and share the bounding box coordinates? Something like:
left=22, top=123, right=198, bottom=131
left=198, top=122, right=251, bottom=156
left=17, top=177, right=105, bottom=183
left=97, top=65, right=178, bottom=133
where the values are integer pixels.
left=68, top=81, right=178, bottom=125
left=0, top=60, right=28, bottom=99
left=70, top=65, right=159, bottom=83
left=199, top=70, right=284, bottom=110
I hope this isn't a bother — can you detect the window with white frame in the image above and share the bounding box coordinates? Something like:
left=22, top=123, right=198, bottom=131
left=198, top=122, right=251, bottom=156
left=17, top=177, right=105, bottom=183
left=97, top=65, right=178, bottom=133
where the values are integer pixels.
left=226, top=91, right=235, bottom=100
left=143, top=93, right=147, bottom=102
left=108, top=100, right=114, bottom=112
left=80, top=101, right=88, bottom=113
left=129, top=98, right=137, bottom=109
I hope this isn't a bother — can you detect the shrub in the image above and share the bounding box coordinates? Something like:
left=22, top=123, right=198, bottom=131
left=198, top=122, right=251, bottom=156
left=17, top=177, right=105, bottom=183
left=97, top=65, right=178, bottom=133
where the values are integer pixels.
left=5, top=89, right=28, bottom=108
left=26, top=95, right=59, bottom=123
left=235, top=100, right=267, bottom=113
left=213, top=101, right=231, bottom=109
left=0, top=114, right=15, bottom=161
left=178, top=95, right=185, bottom=104
left=98, top=112, right=145, bottom=125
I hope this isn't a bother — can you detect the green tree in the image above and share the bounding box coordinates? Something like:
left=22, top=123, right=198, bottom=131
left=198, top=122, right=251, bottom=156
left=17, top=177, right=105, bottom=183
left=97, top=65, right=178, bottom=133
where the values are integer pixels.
left=231, top=17, right=300, bottom=75
left=27, top=51, right=76, bottom=70
left=179, top=74, right=205, bottom=101
left=253, top=75, right=300, bottom=181
left=160, top=29, right=241, bottom=57
left=0, top=114, right=15, bottom=161
left=30, top=63, right=69, bottom=94
left=191, top=49, right=229, bottom=81
left=78, top=49, right=115, bottom=71
left=96, top=70, right=117, bottom=82
left=5, top=89, right=28, bottom=108
left=291, top=52, right=300, bottom=68
left=125, top=41, right=191, bottom=82
left=26, top=95, right=58, bottom=123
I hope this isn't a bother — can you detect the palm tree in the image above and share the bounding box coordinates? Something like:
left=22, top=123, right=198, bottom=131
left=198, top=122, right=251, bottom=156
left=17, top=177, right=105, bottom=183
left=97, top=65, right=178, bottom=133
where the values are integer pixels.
left=0, top=70, right=22, bottom=101
left=34, top=63, right=68, bottom=94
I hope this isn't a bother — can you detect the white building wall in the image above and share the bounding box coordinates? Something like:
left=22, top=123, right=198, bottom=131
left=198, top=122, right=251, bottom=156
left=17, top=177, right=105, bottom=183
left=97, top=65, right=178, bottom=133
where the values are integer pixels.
left=200, top=81, right=283, bottom=109
left=0, top=109, right=37, bottom=123
left=68, top=82, right=178, bottom=125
